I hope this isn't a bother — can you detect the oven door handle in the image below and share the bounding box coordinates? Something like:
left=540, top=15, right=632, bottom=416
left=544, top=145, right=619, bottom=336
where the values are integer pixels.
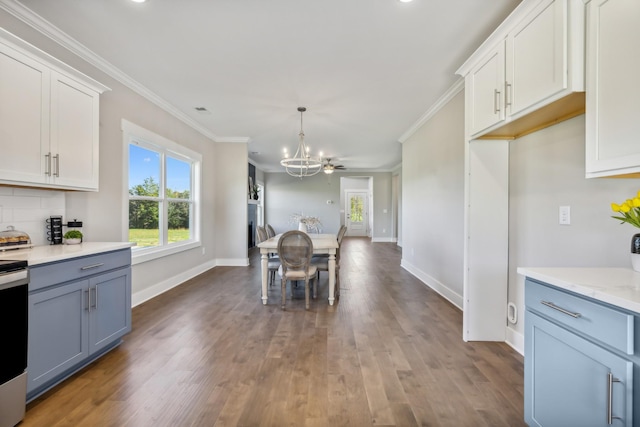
left=0, top=270, right=29, bottom=289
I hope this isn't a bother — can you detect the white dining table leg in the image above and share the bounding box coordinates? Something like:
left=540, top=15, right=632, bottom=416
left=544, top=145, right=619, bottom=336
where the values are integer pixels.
left=328, top=252, right=336, bottom=305
left=261, top=251, right=268, bottom=305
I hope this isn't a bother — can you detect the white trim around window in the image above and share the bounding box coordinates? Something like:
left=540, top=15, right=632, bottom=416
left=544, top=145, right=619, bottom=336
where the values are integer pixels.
left=122, top=119, right=202, bottom=265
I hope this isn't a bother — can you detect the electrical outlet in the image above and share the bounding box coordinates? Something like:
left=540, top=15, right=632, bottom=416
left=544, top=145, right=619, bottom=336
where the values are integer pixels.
left=383, top=228, right=386, bottom=233
left=202, top=247, right=206, bottom=255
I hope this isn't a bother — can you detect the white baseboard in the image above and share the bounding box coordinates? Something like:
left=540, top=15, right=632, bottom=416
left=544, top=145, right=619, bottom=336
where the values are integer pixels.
left=216, top=258, right=250, bottom=266
left=131, top=257, right=249, bottom=307
left=132, top=260, right=216, bottom=307
left=371, top=237, right=397, bottom=243
left=505, top=326, right=524, bottom=355
left=400, top=258, right=463, bottom=310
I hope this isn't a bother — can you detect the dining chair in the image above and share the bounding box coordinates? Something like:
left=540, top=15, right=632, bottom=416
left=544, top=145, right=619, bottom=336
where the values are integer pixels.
left=256, top=226, right=279, bottom=287
left=312, top=225, right=347, bottom=298
left=277, top=230, right=317, bottom=310
left=266, top=224, right=276, bottom=238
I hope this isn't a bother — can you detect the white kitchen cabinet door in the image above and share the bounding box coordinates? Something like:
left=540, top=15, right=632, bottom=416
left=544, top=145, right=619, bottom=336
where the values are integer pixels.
left=585, top=0, right=640, bottom=178
left=506, top=0, right=568, bottom=117
left=50, top=71, right=100, bottom=190
left=467, top=41, right=506, bottom=137
left=0, top=42, right=50, bottom=185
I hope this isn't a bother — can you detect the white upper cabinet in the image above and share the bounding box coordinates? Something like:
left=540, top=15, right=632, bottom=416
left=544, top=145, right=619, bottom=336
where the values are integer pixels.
left=468, top=41, right=506, bottom=136
left=459, top=0, right=585, bottom=140
left=0, top=42, right=50, bottom=186
left=50, top=72, right=100, bottom=190
left=585, top=0, right=640, bottom=178
left=506, top=0, right=569, bottom=117
left=0, top=29, right=108, bottom=191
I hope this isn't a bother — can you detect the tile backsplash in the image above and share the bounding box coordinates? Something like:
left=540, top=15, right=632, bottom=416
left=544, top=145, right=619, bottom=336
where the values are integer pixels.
left=0, top=187, right=65, bottom=246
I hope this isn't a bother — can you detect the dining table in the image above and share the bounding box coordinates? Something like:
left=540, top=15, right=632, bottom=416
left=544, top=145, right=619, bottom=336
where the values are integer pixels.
left=257, top=233, right=339, bottom=306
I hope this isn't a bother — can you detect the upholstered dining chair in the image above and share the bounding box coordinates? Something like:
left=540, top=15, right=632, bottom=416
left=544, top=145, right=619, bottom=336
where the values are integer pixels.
left=312, top=225, right=347, bottom=298
left=277, top=230, right=317, bottom=310
left=256, top=226, right=279, bottom=287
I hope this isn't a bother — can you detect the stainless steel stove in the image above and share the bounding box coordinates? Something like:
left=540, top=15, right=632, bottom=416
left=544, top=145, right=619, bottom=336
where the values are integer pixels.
left=0, top=259, right=28, bottom=427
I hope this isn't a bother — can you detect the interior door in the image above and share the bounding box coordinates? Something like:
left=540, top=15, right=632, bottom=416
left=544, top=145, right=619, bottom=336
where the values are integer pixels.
left=346, top=191, right=367, bottom=236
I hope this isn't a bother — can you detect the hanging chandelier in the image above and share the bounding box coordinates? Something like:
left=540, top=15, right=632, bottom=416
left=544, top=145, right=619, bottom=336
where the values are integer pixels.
left=280, top=107, right=323, bottom=178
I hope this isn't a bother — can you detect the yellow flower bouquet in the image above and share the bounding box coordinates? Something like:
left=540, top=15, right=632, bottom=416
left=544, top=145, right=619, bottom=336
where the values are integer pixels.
left=611, top=190, right=640, bottom=228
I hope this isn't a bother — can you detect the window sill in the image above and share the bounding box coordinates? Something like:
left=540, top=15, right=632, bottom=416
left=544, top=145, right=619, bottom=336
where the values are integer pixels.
left=131, top=241, right=201, bottom=265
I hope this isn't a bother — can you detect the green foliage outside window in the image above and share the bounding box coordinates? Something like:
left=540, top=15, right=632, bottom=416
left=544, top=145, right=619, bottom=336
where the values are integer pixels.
left=350, top=197, right=364, bottom=222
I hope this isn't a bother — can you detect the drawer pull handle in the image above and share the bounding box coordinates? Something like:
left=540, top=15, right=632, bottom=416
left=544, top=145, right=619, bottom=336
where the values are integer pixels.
left=81, top=263, right=104, bottom=271
left=607, top=372, right=621, bottom=425
left=540, top=300, right=581, bottom=318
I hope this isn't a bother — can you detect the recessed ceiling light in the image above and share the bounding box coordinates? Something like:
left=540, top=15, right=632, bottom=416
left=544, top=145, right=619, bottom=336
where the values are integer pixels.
left=399, top=0, right=413, bottom=2
left=131, top=0, right=147, bottom=3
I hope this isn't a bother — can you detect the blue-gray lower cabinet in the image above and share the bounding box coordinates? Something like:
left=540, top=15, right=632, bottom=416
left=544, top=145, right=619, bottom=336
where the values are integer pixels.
left=27, top=249, right=131, bottom=401
left=525, top=278, right=635, bottom=427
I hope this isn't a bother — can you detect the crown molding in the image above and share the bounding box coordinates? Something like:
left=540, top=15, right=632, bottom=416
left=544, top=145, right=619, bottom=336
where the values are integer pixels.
left=455, top=0, right=543, bottom=77
left=398, top=78, right=465, bottom=143
left=217, top=137, right=251, bottom=144
left=0, top=0, right=246, bottom=144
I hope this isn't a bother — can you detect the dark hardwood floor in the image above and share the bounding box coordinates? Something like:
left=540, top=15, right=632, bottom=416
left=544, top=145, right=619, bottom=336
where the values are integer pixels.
left=22, top=237, right=525, bottom=426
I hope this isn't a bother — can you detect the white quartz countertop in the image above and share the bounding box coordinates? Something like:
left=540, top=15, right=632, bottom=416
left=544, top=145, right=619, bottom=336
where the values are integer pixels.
left=518, top=267, right=640, bottom=314
left=0, top=242, right=135, bottom=266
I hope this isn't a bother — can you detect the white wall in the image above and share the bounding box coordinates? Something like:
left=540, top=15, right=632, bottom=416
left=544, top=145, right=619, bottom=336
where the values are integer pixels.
left=264, top=171, right=393, bottom=239
left=402, top=86, right=640, bottom=351
left=401, top=91, right=466, bottom=307
left=215, top=143, right=249, bottom=264
left=508, top=114, right=640, bottom=338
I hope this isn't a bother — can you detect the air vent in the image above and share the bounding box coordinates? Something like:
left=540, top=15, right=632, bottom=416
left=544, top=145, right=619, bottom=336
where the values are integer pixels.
left=194, top=107, right=211, bottom=114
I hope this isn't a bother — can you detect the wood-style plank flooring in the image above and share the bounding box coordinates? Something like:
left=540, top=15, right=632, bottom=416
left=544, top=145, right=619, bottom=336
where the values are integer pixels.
left=22, top=237, right=525, bottom=426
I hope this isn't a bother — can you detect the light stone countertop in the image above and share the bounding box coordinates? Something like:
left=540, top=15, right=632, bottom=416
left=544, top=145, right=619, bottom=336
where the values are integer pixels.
left=0, top=242, right=135, bottom=266
left=518, top=267, right=640, bottom=314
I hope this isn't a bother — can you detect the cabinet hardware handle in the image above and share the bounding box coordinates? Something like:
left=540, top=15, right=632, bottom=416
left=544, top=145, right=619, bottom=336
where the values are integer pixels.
left=494, top=89, right=501, bottom=114
left=93, top=286, right=98, bottom=310
left=85, top=289, right=90, bottom=312
left=45, top=152, right=52, bottom=176
left=81, top=263, right=104, bottom=270
left=505, top=82, right=512, bottom=107
left=540, top=300, right=581, bottom=318
left=607, top=372, right=622, bottom=425
left=53, top=154, right=60, bottom=177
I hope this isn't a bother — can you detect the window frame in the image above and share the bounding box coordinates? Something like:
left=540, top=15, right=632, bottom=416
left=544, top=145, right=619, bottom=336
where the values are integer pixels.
left=122, top=119, right=202, bottom=265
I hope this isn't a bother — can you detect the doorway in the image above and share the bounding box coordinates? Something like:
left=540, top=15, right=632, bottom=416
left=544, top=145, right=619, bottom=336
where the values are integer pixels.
left=345, top=191, right=368, bottom=236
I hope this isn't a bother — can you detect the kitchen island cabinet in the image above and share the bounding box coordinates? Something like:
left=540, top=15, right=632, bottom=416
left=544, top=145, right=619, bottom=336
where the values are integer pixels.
left=26, top=247, right=132, bottom=401
left=519, top=268, right=640, bottom=426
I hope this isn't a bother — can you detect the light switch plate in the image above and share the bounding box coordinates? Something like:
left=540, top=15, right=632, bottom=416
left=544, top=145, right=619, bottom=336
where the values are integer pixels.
left=559, top=206, right=571, bottom=225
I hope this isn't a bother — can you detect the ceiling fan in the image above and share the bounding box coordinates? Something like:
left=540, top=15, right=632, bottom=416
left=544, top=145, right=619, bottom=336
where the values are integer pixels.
left=322, top=158, right=346, bottom=174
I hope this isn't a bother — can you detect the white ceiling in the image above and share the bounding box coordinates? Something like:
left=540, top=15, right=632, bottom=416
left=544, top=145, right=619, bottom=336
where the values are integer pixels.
left=7, top=0, right=521, bottom=172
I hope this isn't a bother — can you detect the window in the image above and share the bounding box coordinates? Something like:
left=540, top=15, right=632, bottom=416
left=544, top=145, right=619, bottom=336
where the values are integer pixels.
left=123, top=120, right=201, bottom=262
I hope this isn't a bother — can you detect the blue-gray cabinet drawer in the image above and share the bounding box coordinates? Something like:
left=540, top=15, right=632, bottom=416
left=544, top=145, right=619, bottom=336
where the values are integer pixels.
left=30, top=249, right=131, bottom=292
left=525, top=279, right=634, bottom=355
